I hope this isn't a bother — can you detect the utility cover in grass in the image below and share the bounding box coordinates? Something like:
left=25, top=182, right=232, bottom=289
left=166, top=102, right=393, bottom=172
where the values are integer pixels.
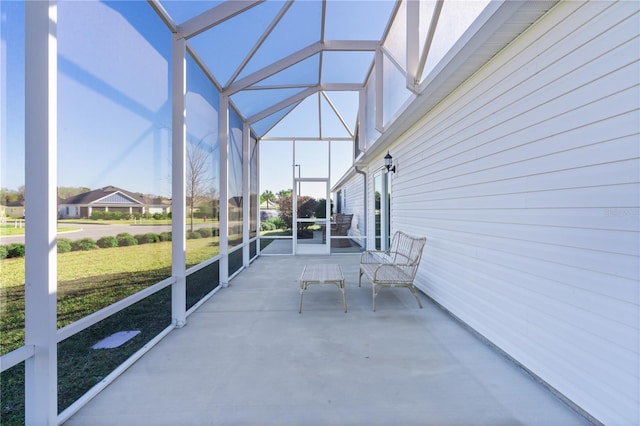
left=92, top=330, right=141, bottom=349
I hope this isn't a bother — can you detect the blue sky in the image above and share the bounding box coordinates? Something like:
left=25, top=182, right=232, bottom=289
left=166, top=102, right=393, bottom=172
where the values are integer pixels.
left=0, top=0, right=395, bottom=198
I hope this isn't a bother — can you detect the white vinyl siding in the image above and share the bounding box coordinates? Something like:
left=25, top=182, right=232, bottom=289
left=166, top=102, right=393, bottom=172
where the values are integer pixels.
left=382, top=2, right=639, bottom=425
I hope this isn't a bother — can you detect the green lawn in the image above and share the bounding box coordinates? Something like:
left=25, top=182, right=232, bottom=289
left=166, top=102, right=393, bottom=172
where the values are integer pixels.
left=0, top=238, right=219, bottom=354
left=0, top=238, right=224, bottom=424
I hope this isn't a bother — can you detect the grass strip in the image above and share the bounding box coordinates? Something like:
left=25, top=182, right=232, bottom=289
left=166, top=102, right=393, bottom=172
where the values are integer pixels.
left=1, top=239, right=218, bottom=354
left=0, top=239, right=223, bottom=425
left=0, top=235, right=275, bottom=424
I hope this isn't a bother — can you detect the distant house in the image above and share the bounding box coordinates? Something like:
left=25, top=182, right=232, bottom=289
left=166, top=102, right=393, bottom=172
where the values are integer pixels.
left=141, top=194, right=172, bottom=215
left=58, top=186, right=170, bottom=218
left=1, top=201, right=25, bottom=218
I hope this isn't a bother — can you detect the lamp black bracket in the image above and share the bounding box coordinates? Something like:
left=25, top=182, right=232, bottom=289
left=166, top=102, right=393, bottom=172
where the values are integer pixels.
left=384, top=151, right=396, bottom=173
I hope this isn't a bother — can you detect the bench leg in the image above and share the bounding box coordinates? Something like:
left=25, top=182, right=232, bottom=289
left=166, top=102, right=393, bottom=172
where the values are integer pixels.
left=372, top=284, right=378, bottom=312
left=340, top=282, right=347, bottom=313
left=409, top=285, right=423, bottom=309
left=298, top=283, right=305, bottom=313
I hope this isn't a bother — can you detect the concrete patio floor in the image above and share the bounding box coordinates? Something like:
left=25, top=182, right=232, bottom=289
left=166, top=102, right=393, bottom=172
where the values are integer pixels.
left=64, top=255, right=591, bottom=426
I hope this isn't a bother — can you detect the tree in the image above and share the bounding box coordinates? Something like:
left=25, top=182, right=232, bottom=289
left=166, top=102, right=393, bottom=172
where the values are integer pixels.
left=276, top=189, right=292, bottom=202
left=187, top=139, right=214, bottom=232
left=58, top=186, right=91, bottom=200
left=261, top=190, right=276, bottom=208
left=277, top=195, right=318, bottom=232
left=0, top=187, right=24, bottom=204
left=315, top=198, right=328, bottom=219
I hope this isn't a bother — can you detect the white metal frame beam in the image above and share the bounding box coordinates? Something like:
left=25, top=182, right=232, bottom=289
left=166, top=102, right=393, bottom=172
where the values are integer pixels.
left=358, top=89, right=367, bottom=151
left=255, top=138, right=262, bottom=256
left=24, top=1, right=58, bottom=424
left=375, top=47, right=384, bottom=133
left=219, top=95, right=230, bottom=286
left=171, top=34, right=187, bottom=328
left=242, top=123, right=251, bottom=268
left=178, top=0, right=264, bottom=40
left=247, top=83, right=362, bottom=124
left=405, top=0, right=419, bottom=92
left=321, top=91, right=354, bottom=138
left=225, top=1, right=293, bottom=88
left=415, top=0, right=444, bottom=85
left=147, top=0, right=177, bottom=33
left=225, top=40, right=378, bottom=95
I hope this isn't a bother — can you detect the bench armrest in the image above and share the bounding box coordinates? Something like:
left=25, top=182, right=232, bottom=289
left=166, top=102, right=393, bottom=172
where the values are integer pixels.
left=371, top=263, right=414, bottom=283
left=360, top=250, right=391, bottom=264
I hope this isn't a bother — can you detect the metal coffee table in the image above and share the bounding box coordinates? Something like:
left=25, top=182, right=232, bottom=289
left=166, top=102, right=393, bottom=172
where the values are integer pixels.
left=299, top=264, right=346, bottom=313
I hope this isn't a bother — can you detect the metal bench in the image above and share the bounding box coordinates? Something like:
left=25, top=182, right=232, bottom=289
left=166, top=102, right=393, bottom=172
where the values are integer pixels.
left=358, top=231, right=426, bottom=311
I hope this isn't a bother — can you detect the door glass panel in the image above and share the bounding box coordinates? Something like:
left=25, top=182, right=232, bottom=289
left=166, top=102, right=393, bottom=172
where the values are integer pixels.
left=296, top=181, right=326, bottom=246
left=295, top=180, right=329, bottom=254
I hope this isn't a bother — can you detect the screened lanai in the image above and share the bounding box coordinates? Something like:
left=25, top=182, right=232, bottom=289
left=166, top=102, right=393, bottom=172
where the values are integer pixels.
left=2, top=0, right=638, bottom=425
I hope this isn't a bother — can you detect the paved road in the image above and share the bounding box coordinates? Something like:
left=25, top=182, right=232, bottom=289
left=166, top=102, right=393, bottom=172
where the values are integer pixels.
left=0, top=222, right=218, bottom=245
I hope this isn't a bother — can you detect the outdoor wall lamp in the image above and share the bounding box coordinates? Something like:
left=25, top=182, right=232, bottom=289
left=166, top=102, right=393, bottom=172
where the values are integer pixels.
left=384, top=151, right=396, bottom=173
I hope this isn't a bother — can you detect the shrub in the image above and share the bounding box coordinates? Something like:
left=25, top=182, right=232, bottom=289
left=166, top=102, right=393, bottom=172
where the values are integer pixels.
left=7, top=243, right=25, bottom=258
left=117, top=234, right=138, bottom=247
left=57, top=238, right=73, bottom=253
left=97, top=236, right=118, bottom=248
left=135, top=233, right=160, bottom=244
left=197, top=228, right=213, bottom=238
left=110, top=211, right=124, bottom=220
left=159, top=232, right=172, bottom=242
left=266, top=216, right=286, bottom=229
left=260, top=221, right=275, bottom=231
left=187, top=231, right=201, bottom=239
left=0, top=245, right=8, bottom=259
left=90, top=211, right=105, bottom=220
left=72, top=238, right=98, bottom=251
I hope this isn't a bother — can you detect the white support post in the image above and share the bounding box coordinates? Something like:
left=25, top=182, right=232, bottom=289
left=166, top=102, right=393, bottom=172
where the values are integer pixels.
left=292, top=140, right=297, bottom=255
left=219, top=95, right=229, bottom=286
left=406, top=0, right=419, bottom=92
left=375, top=47, right=384, bottom=133
left=358, top=89, right=367, bottom=152
left=242, top=124, right=250, bottom=267
left=171, top=34, right=187, bottom=327
left=326, top=143, right=331, bottom=237
left=24, top=1, right=57, bottom=424
left=256, top=138, right=262, bottom=256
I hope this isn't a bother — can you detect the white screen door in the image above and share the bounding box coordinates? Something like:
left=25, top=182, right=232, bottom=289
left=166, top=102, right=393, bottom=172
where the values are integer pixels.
left=294, top=178, right=330, bottom=255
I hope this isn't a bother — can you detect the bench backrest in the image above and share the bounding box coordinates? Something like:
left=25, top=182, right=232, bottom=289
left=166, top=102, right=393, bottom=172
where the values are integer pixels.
left=389, top=231, right=426, bottom=268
